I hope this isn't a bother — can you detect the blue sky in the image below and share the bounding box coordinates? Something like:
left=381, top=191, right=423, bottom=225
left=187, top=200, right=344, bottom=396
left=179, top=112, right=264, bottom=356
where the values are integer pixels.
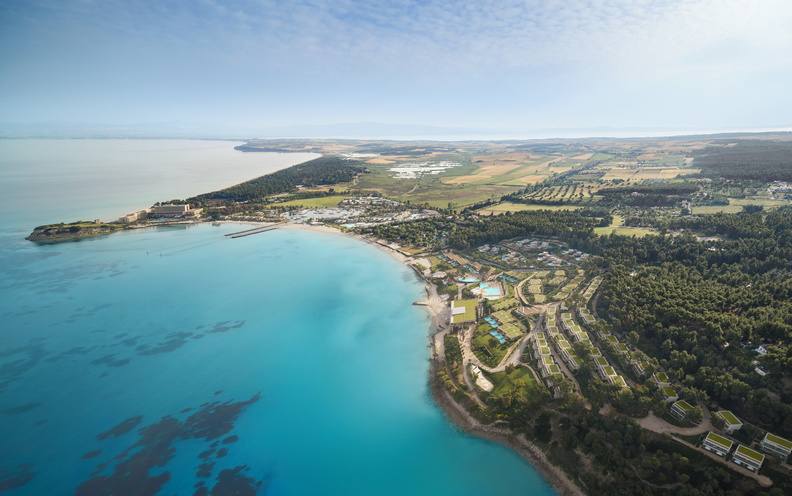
left=2, top=0, right=791, bottom=135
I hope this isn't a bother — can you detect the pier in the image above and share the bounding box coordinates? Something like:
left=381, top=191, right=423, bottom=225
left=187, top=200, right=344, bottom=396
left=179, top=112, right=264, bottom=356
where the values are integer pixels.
left=225, top=223, right=286, bottom=239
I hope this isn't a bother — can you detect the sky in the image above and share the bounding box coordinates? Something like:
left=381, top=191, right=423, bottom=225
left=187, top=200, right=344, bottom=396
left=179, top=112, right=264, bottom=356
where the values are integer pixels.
left=2, top=0, right=792, bottom=136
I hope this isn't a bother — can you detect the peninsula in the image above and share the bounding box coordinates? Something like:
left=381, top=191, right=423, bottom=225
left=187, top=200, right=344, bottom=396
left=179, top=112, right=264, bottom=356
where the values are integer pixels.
left=28, top=134, right=792, bottom=495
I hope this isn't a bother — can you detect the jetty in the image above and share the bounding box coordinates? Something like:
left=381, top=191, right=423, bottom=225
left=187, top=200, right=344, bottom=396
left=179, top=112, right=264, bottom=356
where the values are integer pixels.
left=225, top=223, right=286, bottom=239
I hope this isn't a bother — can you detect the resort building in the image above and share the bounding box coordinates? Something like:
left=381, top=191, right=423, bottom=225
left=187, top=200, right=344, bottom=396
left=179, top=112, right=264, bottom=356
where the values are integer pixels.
left=117, top=208, right=152, bottom=223
left=615, top=343, right=629, bottom=354
left=759, top=432, right=792, bottom=459
left=152, top=204, right=191, bottom=217
left=633, top=360, right=649, bottom=377
left=661, top=386, right=678, bottom=403
left=611, top=375, right=628, bottom=388
left=670, top=400, right=695, bottom=420
left=713, top=411, right=743, bottom=433
left=702, top=432, right=733, bottom=457
left=594, top=356, right=609, bottom=369
left=653, top=373, right=672, bottom=387
left=732, top=444, right=765, bottom=472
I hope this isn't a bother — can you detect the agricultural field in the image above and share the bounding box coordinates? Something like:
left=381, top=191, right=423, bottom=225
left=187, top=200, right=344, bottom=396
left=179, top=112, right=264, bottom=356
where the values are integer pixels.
left=477, top=203, right=584, bottom=214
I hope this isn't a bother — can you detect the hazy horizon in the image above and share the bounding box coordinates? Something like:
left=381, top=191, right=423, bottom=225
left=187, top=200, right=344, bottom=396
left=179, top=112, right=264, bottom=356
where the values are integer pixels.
left=3, top=1, right=792, bottom=136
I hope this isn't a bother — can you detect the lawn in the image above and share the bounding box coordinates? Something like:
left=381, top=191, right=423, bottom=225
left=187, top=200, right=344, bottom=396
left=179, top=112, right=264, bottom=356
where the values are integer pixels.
left=489, top=366, right=539, bottom=396
left=593, top=226, right=657, bottom=237
left=451, top=299, right=478, bottom=323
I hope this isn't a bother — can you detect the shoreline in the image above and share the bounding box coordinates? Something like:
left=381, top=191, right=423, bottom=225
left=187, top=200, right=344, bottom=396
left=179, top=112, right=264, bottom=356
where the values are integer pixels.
left=275, top=222, right=585, bottom=496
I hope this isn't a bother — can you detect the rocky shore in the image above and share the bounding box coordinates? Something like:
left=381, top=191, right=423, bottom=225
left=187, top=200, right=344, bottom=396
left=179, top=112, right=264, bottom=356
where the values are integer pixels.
left=428, top=366, right=586, bottom=496
left=25, top=224, right=124, bottom=242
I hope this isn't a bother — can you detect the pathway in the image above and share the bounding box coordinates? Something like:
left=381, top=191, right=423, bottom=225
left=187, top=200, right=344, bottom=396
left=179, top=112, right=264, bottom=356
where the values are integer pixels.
left=635, top=407, right=713, bottom=436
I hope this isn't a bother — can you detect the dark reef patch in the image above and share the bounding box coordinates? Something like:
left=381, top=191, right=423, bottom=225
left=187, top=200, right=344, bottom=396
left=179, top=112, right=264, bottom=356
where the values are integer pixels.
left=211, top=466, right=263, bottom=496
left=221, top=435, right=238, bottom=445
left=96, top=416, right=143, bottom=440
left=81, top=450, right=102, bottom=459
left=76, top=394, right=263, bottom=496
left=2, top=402, right=42, bottom=415
left=108, top=359, right=130, bottom=367
left=0, top=463, right=38, bottom=491
left=206, top=320, right=246, bottom=334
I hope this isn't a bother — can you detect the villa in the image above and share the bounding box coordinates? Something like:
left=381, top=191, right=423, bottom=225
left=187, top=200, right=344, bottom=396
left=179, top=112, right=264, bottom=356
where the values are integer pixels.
left=732, top=444, right=765, bottom=472
left=653, top=372, right=671, bottom=387
left=759, top=432, right=792, bottom=459
left=713, top=411, right=743, bottom=433
left=670, top=400, right=695, bottom=420
left=702, top=432, right=733, bottom=457
left=661, top=386, right=678, bottom=403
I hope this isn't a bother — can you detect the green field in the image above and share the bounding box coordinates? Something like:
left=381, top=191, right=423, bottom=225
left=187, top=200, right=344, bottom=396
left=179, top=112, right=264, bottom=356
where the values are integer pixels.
left=277, top=195, right=350, bottom=207
left=593, top=226, right=657, bottom=236
left=489, top=366, right=539, bottom=396
left=451, top=299, right=478, bottom=323
left=478, top=202, right=584, bottom=214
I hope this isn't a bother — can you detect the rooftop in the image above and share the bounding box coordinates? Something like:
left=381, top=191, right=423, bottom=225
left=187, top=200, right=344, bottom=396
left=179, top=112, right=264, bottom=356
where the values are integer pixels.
left=715, top=411, right=741, bottom=426
left=735, top=445, right=765, bottom=463
left=705, top=432, right=733, bottom=449
left=765, top=433, right=792, bottom=450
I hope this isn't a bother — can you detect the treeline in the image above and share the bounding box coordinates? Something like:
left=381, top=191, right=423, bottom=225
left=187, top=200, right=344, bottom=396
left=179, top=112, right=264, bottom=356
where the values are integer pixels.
left=596, top=181, right=698, bottom=207
left=369, top=210, right=599, bottom=249
left=188, top=156, right=366, bottom=203
left=692, top=140, right=792, bottom=182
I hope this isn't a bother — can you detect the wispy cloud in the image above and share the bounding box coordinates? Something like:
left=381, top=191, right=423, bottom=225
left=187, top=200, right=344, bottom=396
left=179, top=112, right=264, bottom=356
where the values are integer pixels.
left=2, top=0, right=791, bottom=129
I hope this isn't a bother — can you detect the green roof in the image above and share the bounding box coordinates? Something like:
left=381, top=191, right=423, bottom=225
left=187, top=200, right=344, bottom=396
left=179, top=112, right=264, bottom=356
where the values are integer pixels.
left=595, top=357, right=608, bottom=366
left=765, top=433, right=792, bottom=449
left=655, top=373, right=670, bottom=383
left=542, top=357, right=554, bottom=365
left=571, top=357, right=583, bottom=366
left=716, top=411, right=741, bottom=426
left=451, top=299, right=477, bottom=323
left=612, top=376, right=628, bottom=388
left=705, top=432, right=733, bottom=449
left=673, top=400, right=694, bottom=411
left=661, top=386, right=676, bottom=397
left=548, top=364, right=560, bottom=374
left=735, top=445, right=765, bottom=463
left=603, top=366, right=616, bottom=376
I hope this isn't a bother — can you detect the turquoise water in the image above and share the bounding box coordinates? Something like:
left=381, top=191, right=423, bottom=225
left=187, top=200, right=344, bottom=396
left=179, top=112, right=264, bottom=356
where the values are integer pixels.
left=0, top=140, right=556, bottom=495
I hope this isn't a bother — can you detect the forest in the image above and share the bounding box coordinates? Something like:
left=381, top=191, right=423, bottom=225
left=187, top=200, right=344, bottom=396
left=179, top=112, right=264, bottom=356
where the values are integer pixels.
left=692, top=140, right=792, bottom=182
left=188, top=156, right=366, bottom=203
left=368, top=210, right=600, bottom=250
left=588, top=211, right=792, bottom=438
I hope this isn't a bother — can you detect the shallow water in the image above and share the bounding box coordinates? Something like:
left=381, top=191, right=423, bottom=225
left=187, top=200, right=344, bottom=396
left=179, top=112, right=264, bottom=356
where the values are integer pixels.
left=0, top=140, right=557, bottom=495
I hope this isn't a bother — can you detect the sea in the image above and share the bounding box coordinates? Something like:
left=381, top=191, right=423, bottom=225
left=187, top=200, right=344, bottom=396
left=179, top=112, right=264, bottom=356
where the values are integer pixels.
left=0, top=139, right=557, bottom=496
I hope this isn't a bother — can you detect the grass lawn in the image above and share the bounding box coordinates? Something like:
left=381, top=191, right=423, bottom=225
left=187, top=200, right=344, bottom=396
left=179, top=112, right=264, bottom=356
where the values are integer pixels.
left=277, top=195, right=350, bottom=207
left=534, top=294, right=546, bottom=303
left=451, top=299, right=477, bottom=323
left=593, top=226, right=657, bottom=237
left=691, top=205, right=742, bottom=214
left=489, top=366, right=539, bottom=396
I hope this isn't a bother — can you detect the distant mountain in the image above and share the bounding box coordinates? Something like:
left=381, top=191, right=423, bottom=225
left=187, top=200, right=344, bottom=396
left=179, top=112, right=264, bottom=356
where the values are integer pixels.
left=1, top=121, right=789, bottom=140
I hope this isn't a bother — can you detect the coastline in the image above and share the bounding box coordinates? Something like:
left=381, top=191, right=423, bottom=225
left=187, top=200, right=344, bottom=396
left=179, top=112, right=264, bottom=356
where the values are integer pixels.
left=276, top=222, right=585, bottom=496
